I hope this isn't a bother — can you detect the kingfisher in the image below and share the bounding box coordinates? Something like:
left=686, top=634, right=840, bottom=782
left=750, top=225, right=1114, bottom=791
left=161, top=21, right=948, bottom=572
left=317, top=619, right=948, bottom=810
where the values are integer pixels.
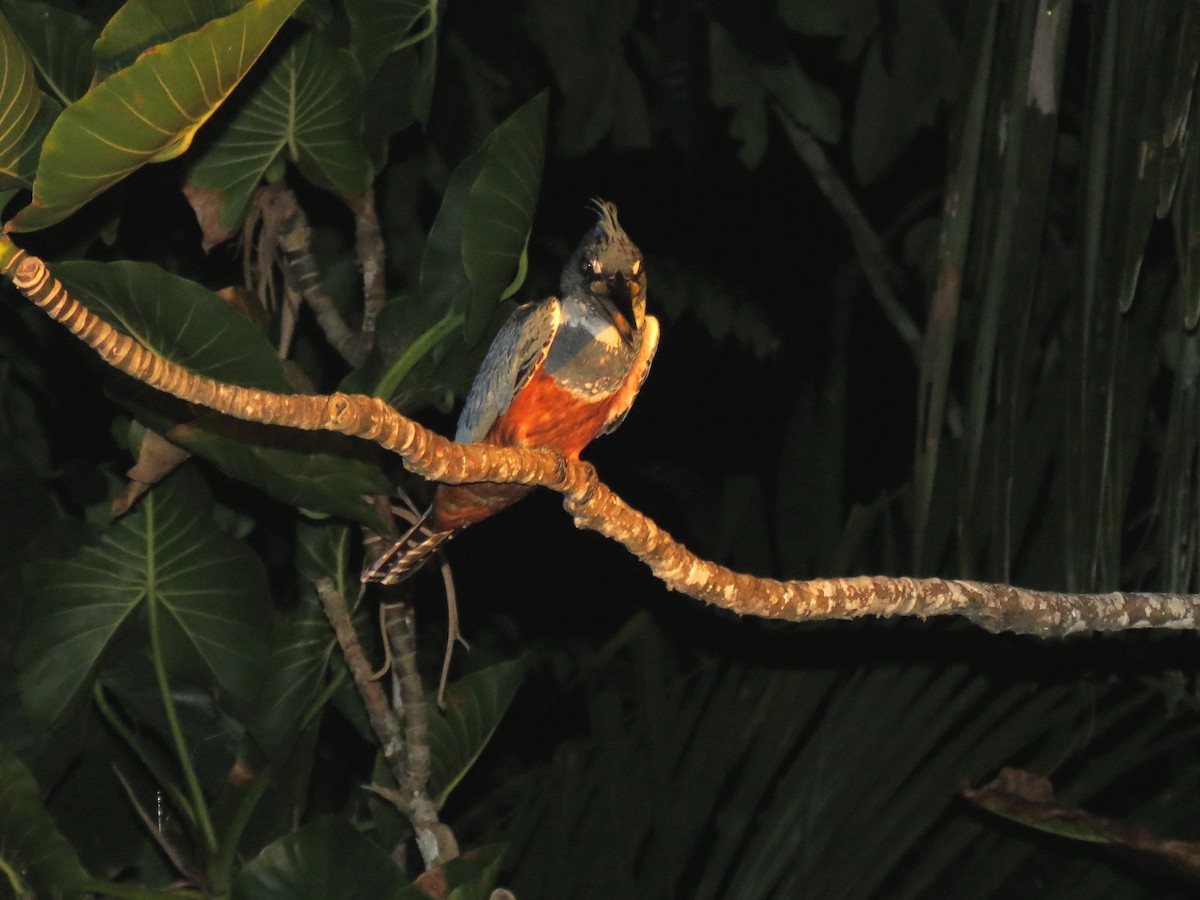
left=363, top=200, right=660, bottom=584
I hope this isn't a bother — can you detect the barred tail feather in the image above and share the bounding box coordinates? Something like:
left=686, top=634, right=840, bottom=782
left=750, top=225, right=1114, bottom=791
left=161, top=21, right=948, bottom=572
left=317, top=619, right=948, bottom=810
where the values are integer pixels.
left=362, top=511, right=455, bottom=585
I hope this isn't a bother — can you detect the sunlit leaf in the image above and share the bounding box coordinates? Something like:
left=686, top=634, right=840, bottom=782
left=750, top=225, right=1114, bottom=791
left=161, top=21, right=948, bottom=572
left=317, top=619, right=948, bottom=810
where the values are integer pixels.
left=92, top=0, right=248, bottom=78
left=15, top=469, right=270, bottom=728
left=185, top=30, right=373, bottom=236
left=428, top=658, right=525, bottom=806
left=7, top=0, right=303, bottom=232
left=0, top=743, right=84, bottom=900
left=2, top=0, right=96, bottom=105
left=0, top=10, right=58, bottom=190
left=231, top=816, right=423, bottom=900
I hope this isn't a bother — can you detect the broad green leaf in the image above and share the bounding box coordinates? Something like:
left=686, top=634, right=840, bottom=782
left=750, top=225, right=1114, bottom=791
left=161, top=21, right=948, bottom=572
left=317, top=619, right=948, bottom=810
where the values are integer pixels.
left=243, top=588, right=336, bottom=758
left=56, top=260, right=292, bottom=391
left=93, top=0, right=248, bottom=78
left=462, top=101, right=546, bottom=328
left=186, top=31, right=373, bottom=236
left=0, top=744, right=84, bottom=900
left=231, top=816, right=423, bottom=900
left=0, top=11, right=57, bottom=190
left=346, top=0, right=430, bottom=79
left=247, top=522, right=347, bottom=755
left=52, top=260, right=388, bottom=523
left=420, top=92, right=547, bottom=345
left=165, top=416, right=389, bottom=526
left=7, top=0, right=303, bottom=232
left=428, top=658, right=525, bottom=806
left=16, top=469, right=270, bottom=729
left=2, top=1, right=96, bottom=104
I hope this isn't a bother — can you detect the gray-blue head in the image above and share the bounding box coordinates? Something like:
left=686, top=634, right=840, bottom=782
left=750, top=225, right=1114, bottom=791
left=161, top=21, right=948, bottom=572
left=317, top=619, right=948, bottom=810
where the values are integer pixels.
left=561, top=200, right=647, bottom=344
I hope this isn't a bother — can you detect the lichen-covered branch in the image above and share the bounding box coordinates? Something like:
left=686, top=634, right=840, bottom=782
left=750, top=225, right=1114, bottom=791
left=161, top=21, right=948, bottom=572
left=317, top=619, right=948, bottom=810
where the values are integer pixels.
left=5, top=241, right=1200, bottom=638
left=255, top=184, right=369, bottom=367
left=314, top=577, right=407, bottom=774
left=382, top=602, right=456, bottom=867
left=346, top=190, right=387, bottom=336
left=315, top=578, right=454, bottom=870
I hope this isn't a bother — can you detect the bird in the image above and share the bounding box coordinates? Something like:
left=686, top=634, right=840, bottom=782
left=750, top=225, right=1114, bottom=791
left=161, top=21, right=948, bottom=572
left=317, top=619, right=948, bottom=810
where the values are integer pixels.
left=362, top=200, right=660, bottom=585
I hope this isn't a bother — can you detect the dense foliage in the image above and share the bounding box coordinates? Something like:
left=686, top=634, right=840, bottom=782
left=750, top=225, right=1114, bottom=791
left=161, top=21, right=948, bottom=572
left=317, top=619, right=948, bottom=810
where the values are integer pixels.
left=2, top=0, right=1200, bottom=897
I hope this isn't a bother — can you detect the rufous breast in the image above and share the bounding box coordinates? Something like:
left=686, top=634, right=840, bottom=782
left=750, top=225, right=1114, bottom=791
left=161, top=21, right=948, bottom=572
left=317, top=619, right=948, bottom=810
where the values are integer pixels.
left=485, top=363, right=616, bottom=457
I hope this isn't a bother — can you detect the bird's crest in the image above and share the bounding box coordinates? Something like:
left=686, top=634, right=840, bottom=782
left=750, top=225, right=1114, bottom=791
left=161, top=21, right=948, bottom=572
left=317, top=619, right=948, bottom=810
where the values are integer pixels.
left=588, top=198, right=625, bottom=241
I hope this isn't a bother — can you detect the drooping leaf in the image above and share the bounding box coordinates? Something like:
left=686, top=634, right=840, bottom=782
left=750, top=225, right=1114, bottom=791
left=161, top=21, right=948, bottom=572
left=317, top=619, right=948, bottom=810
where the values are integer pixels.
left=52, top=260, right=388, bottom=523
left=709, top=22, right=840, bottom=170
left=16, top=468, right=270, bottom=729
left=965, top=768, right=1200, bottom=867
left=420, top=91, right=547, bottom=344
left=849, top=0, right=958, bottom=184
left=427, top=658, right=525, bottom=806
left=2, top=0, right=97, bottom=104
left=92, top=0, right=248, bottom=78
left=6, top=0, right=303, bottom=232
left=0, top=743, right=85, bottom=900
left=231, top=816, right=423, bottom=900
left=526, top=0, right=650, bottom=158
left=346, top=0, right=430, bottom=79
left=186, top=30, right=373, bottom=236
left=0, top=10, right=58, bottom=190
left=708, top=24, right=768, bottom=168
left=442, top=844, right=506, bottom=900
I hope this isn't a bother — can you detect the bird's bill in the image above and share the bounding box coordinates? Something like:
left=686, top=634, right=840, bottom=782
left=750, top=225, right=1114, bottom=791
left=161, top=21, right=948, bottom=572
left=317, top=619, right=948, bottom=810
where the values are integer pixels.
left=605, top=272, right=638, bottom=343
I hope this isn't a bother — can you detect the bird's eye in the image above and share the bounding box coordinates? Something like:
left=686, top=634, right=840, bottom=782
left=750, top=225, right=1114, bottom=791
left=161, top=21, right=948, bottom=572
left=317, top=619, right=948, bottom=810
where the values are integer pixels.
left=581, top=258, right=601, bottom=277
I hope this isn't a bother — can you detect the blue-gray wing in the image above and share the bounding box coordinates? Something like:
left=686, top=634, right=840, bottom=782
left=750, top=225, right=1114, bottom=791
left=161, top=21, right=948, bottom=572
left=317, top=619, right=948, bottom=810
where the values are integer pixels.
left=455, top=298, right=562, bottom=444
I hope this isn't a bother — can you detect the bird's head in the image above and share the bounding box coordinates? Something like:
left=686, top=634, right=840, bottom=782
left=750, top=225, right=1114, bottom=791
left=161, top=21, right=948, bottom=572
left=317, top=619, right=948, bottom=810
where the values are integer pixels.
left=562, top=199, right=647, bottom=344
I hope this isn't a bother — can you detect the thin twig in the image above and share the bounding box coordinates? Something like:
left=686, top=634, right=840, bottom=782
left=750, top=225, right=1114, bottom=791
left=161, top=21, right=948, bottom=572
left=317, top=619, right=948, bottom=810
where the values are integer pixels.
left=436, top=553, right=466, bottom=707
left=775, top=111, right=921, bottom=358
left=775, top=111, right=964, bottom=438
left=112, top=766, right=201, bottom=886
